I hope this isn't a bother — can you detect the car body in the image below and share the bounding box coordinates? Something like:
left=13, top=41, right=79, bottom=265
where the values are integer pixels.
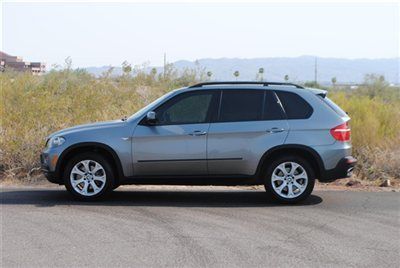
left=41, top=81, right=356, bottom=202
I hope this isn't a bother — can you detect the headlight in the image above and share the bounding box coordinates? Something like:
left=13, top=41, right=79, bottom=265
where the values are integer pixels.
left=47, top=136, right=66, bottom=148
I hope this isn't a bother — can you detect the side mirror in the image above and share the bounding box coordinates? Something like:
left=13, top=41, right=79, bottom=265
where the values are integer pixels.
left=146, top=111, right=157, bottom=125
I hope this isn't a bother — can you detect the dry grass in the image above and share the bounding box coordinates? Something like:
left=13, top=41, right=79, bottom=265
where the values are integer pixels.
left=329, top=84, right=400, bottom=181
left=1, top=68, right=399, bottom=182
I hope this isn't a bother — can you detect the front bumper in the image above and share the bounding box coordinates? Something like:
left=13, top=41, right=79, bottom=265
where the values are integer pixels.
left=320, top=156, right=357, bottom=182
left=40, top=153, right=62, bottom=184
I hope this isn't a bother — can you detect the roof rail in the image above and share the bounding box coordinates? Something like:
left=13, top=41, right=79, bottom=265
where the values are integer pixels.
left=188, top=81, right=304, bottom=89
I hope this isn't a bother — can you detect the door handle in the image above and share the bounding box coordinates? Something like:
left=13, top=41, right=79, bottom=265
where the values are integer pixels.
left=188, top=130, right=207, bottom=136
left=266, top=127, right=285, bottom=134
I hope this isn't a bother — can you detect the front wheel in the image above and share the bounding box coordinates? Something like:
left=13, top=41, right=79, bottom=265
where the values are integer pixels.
left=264, top=156, right=315, bottom=204
left=64, top=153, right=115, bottom=200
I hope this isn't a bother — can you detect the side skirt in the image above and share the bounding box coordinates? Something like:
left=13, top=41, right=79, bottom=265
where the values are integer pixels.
left=119, top=175, right=262, bottom=186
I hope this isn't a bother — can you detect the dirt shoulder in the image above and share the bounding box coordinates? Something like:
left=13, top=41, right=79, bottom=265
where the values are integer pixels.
left=1, top=175, right=399, bottom=192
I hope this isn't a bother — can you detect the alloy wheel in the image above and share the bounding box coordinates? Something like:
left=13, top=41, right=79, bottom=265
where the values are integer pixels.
left=70, top=160, right=107, bottom=196
left=271, top=162, right=308, bottom=199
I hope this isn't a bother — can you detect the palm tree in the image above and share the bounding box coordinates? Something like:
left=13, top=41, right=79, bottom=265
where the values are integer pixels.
left=122, top=61, right=132, bottom=76
left=284, top=74, right=289, bottom=81
left=258, top=68, right=264, bottom=81
left=233, top=70, right=240, bottom=81
left=331, top=77, right=337, bottom=86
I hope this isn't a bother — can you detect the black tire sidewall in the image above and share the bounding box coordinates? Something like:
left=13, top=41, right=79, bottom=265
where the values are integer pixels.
left=264, top=156, right=315, bottom=203
left=64, top=152, right=115, bottom=200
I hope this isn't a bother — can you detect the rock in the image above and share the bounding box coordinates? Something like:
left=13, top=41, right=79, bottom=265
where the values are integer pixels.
left=380, top=179, right=391, bottom=187
left=346, top=180, right=361, bottom=187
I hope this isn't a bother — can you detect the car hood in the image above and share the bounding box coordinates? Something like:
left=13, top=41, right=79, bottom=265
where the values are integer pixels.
left=48, top=119, right=125, bottom=138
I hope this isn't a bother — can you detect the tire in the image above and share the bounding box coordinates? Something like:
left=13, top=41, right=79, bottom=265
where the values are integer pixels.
left=64, top=152, right=115, bottom=200
left=264, top=156, right=315, bottom=204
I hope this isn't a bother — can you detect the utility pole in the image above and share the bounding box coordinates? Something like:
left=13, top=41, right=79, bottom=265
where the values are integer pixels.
left=163, top=52, right=167, bottom=80
left=314, top=57, right=318, bottom=84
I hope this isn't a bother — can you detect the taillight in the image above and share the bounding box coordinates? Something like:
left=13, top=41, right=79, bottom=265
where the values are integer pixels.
left=330, top=122, right=351, bottom=142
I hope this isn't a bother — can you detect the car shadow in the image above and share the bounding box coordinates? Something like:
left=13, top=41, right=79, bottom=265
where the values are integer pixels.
left=1, top=188, right=323, bottom=208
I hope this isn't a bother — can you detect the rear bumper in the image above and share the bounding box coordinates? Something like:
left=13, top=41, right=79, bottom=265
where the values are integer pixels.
left=319, top=156, right=357, bottom=182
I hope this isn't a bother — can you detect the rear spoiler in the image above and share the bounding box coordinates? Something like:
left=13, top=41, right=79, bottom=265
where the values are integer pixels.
left=305, top=87, right=327, bottom=98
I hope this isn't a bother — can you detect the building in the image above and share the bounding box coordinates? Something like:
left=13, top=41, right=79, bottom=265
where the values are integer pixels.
left=0, top=51, right=45, bottom=75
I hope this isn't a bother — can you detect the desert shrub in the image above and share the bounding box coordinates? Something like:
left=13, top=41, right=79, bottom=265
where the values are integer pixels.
left=0, top=70, right=399, bottom=181
left=0, top=65, right=202, bottom=177
left=328, top=76, right=400, bottom=180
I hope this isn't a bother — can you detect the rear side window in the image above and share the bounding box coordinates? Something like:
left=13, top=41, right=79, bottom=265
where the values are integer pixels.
left=275, top=91, right=313, bottom=119
left=263, top=91, right=285, bottom=120
left=218, top=90, right=263, bottom=122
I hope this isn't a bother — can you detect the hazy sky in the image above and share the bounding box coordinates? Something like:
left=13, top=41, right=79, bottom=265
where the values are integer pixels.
left=2, top=2, right=399, bottom=67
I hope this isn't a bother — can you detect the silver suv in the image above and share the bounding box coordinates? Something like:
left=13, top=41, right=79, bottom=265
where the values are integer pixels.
left=41, top=81, right=356, bottom=203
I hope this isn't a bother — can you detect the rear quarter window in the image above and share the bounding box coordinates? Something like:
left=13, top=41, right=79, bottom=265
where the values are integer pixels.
left=319, top=96, right=348, bottom=117
left=275, top=91, right=313, bottom=119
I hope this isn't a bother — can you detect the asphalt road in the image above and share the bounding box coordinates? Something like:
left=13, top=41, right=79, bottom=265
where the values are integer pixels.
left=1, top=187, right=399, bottom=267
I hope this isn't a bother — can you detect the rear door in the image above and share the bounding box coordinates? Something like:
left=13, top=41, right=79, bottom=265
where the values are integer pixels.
left=207, top=90, right=289, bottom=176
left=132, top=90, right=218, bottom=176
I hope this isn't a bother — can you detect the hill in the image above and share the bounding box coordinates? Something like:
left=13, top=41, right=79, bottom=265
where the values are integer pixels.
left=85, top=56, right=399, bottom=84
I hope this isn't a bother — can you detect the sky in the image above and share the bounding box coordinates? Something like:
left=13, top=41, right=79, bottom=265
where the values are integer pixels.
left=1, top=1, right=399, bottom=68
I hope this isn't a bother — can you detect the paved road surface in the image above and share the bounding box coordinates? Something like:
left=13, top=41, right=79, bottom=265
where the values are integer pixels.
left=1, top=187, right=399, bottom=267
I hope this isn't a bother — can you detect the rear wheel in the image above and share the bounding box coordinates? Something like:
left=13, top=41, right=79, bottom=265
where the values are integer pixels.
left=64, top=153, right=115, bottom=200
left=264, top=156, right=315, bottom=203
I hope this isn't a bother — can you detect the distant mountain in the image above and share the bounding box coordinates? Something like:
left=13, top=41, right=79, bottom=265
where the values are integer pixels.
left=85, top=56, right=399, bottom=84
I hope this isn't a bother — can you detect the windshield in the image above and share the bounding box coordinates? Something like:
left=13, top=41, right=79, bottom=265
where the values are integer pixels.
left=128, top=90, right=177, bottom=121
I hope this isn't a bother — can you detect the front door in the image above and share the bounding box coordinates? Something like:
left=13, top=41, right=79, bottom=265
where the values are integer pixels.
left=132, top=90, right=218, bottom=176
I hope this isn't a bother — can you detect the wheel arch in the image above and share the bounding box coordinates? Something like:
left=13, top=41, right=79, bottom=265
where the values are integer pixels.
left=55, top=142, right=124, bottom=184
left=256, top=144, right=324, bottom=181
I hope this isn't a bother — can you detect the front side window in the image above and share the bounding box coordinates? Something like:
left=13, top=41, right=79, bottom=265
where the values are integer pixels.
left=155, top=92, right=215, bottom=125
left=218, top=90, right=264, bottom=122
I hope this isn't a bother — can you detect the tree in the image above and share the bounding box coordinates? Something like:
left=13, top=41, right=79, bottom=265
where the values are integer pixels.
left=258, top=68, right=264, bottom=81
left=362, top=74, right=389, bottom=98
left=122, top=61, right=132, bottom=76
left=233, top=70, right=240, bottom=80
left=304, top=81, right=321, bottom=88
left=64, top=57, right=72, bottom=70
left=331, top=77, right=337, bottom=86
left=207, top=71, right=213, bottom=79
left=284, top=74, right=289, bottom=81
